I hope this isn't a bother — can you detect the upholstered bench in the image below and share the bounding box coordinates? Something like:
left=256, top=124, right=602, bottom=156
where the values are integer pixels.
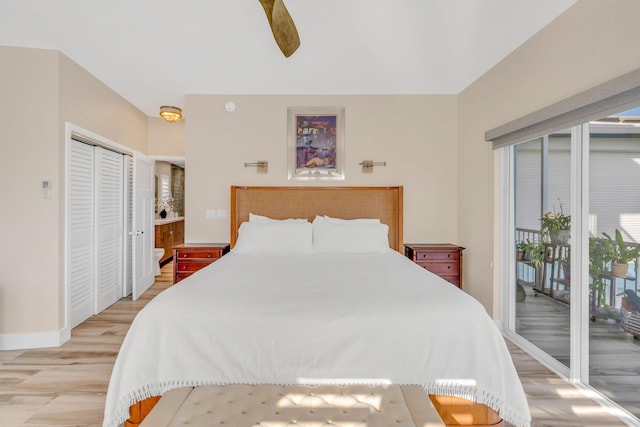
left=139, top=384, right=446, bottom=427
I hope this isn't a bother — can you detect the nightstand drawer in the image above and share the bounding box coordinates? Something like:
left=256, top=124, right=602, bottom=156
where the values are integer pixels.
left=415, top=251, right=459, bottom=262
left=442, top=275, right=461, bottom=287
left=175, top=248, right=224, bottom=260
left=418, top=261, right=459, bottom=275
left=175, top=261, right=213, bottom=273
left=175, top=272, right=195, bottom=282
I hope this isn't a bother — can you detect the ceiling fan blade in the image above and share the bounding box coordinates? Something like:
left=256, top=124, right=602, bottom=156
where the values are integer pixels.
left=258, top=0, right=300, bottom=57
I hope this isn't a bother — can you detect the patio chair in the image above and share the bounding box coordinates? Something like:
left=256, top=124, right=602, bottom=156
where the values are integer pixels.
left=621, top=290, right=640, bottom=340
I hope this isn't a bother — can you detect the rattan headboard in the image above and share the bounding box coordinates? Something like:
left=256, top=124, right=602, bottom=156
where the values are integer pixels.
left=230, top=186, right=404, bottom=252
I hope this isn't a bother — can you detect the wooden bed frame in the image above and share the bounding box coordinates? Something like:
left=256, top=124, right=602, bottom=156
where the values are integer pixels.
left=126, top=186, right=503, bottom=427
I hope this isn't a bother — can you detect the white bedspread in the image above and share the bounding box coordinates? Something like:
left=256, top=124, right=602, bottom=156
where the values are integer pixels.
left=103, top=251, right=531, bottom=427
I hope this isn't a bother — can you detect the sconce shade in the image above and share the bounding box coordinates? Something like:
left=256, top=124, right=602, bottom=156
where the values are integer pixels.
left=159, top=106, right=183, bottom=122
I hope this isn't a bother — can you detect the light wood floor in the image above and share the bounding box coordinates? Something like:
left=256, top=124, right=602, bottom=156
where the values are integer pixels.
left=0, top=264, right=632, bottom=427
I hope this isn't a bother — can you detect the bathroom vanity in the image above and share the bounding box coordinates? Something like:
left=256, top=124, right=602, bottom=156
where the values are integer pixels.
left=155, top=217, right=184, bottom=265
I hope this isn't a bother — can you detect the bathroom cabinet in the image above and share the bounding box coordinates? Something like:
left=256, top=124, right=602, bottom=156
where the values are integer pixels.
left=155, top=219, right=184, bottom=264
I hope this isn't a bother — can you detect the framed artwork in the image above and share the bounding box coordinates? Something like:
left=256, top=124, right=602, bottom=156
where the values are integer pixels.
left=287, top=106, right=345, bottom=181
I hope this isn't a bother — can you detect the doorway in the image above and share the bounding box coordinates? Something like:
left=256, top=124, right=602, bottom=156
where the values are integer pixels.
left=152, top=156, right=185, bottom=267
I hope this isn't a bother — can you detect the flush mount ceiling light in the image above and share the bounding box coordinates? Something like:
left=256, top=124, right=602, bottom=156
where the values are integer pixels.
left=159, top=106, right=183, bottom=122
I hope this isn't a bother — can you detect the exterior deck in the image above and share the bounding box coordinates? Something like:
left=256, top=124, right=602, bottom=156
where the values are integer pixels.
left=516, top=282, right=640, bottom=418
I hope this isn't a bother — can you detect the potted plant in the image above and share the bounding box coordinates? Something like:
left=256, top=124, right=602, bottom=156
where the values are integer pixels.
left=589, top=236, right=613, bottom=315
left=516, top=241, right=527, bottom=260
left=602, top=229, right=640, bottom=278
left=525, top=240, right=547, bottom=290
left=520, top=240, right=543, bottom=264
left=540, top=206, right=571, bottom=246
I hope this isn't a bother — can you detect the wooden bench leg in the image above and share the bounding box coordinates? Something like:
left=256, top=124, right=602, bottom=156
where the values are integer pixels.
left=430, top=395, right=504, bottom=427
left=125, top=396, right=160, bottom=427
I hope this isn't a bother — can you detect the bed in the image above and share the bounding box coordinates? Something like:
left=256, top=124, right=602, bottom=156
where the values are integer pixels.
left=103, top=186, right=530, bottom=427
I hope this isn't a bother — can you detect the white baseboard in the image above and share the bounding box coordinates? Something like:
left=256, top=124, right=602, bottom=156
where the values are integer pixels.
left=0, top=328, right=71, bottom=350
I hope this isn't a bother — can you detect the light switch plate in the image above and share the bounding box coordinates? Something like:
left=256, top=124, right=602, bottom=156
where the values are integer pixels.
left=42, top=180, right=52, bottom=198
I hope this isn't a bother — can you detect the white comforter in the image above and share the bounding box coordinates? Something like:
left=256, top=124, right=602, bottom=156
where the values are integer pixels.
left=103, top=251, right=531, bottom=427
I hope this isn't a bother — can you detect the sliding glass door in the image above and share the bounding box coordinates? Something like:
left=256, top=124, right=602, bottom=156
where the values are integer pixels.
left=508, top=107, right=640, bottom=420
left=514, top=130, right=572, bottom=368
left=588, top=110, right=640, bottom=417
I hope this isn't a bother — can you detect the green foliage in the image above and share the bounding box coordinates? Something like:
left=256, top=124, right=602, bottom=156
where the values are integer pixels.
left=602, top=229, right=640, bottom=264
left=540, top=206, right=570, bottom=245
left=589, top=236, right=613, bottom=307
left=522, top=239, right=546, bottom=269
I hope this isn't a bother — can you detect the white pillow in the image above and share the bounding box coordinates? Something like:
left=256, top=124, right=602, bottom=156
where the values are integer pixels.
left=250, top=213, right=308, bottom=223
left=232, top=221, right=313, bottom=254
left=313, top=215, right=381, bottom=224
left=312, top=221, right=390, bottom=253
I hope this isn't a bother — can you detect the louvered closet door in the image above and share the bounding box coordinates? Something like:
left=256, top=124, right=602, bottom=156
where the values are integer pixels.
left=94, top=147, right=124, bottom=313
left=123, top=155, right=133, bottom=297
left=68, top=140, right=95, bottom=328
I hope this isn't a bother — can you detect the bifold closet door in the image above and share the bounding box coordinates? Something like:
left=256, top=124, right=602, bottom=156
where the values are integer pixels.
left=124, top=155, right=133, bottom=297
left=94, top=147, right=124, bottom=313
left=68, top=140, right=95, bottom=328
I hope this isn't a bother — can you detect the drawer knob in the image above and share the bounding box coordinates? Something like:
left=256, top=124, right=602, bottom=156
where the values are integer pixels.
left=448, top=254, right=452, bottom=258
left=182, top=254, right=188, bottom=258
left=182, top=265, right=187, bottom=270
left=448, top=265, right=452, bottom=269
left=208, top=254, right=212, bottom=258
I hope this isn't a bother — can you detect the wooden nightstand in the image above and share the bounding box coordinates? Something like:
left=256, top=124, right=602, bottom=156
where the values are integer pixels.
left=172, top=243, right=230, bottom=284
left=404, top=243, right=465, bottom=288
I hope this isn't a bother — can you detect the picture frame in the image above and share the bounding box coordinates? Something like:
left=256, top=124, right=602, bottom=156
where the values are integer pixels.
left=287, top=106, right=345, bottom=181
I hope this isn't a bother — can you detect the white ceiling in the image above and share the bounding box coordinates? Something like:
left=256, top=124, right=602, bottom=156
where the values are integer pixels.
left=0, top=0, right=576, bottom=117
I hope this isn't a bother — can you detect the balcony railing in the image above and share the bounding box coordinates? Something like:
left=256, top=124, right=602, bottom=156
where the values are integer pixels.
left=515, top=228, right=640, bottom=312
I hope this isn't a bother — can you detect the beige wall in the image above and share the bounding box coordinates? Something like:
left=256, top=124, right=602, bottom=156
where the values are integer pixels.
left=0, top=46, right=147, bottom=339
left=58, top=54, right=148, bottom=152
left=458, top=0, right=640, bottom=316
left=0, top=46, right=60, bottom=335
left=185, top=95, right=459, bottom=246
left=148, top=116, right=185, bottom=157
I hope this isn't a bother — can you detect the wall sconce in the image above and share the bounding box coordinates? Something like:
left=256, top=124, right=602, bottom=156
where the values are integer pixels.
left=244, top=161, right=268, bottom=174
left=159, top=106, right=183, bottom=122
left=359, top=160, right=386, bottom=173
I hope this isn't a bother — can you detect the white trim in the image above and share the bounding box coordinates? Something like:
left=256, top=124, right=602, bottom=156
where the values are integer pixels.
left=504, top=329, right=570, bottom=378
left=494, top=147, right=513, bottom=331
left=569, top=124, right=590, bottom=383
left=0, top=328, right=71, bottom=351
left=66, top=122, right=133, bottom=156
left=149, top=155, right=185, bottom=167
